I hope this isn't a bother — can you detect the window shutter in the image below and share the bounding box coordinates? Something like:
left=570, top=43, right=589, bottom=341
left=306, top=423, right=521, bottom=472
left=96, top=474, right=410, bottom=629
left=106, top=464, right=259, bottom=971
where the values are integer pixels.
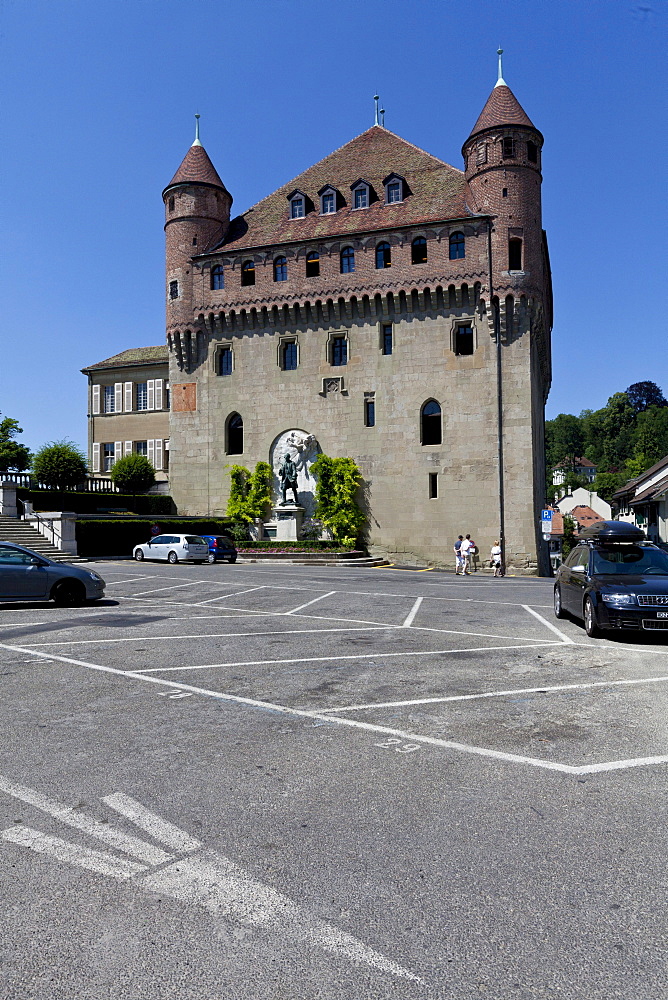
left=114, top=383, right=123, bottom=412
left=154, top=379, right=163, bottom=410
left=92, top=384, right=100, bottom=415
left=124, top=382, right=133, bottom=412
left=147, top=380, right=155, bottom=411
left=92, top=442, right=100, bottom=473
left=124, top=440, right=132, bottom=456
left=154, top=439, right=163, bottom=471
left=114, top=441, right=122, bottom=465
left=147, top=439, right=155, bottom=466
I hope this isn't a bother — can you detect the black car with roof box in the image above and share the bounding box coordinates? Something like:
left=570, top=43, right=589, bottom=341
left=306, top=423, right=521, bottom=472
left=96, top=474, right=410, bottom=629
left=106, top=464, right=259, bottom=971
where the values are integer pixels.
left=554, top=520, right=668, bottom=637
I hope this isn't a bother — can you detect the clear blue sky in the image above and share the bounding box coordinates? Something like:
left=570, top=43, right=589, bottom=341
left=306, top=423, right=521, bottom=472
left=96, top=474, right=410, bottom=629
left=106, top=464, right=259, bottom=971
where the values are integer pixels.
left=1, top=0, right=666, bottom=453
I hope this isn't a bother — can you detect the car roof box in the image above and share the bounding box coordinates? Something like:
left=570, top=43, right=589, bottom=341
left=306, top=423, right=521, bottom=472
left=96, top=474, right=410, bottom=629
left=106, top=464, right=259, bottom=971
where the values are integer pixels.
left=580, top=520, right=646, bottom=542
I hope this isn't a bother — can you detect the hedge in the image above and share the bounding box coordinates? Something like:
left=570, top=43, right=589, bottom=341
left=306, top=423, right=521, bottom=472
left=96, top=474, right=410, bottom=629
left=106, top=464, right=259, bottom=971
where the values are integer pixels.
left=76, top=518, right=232, bottom=557
left=17, top=489, right=175, bottom=516
left=237, top=540, right=350, bottom=550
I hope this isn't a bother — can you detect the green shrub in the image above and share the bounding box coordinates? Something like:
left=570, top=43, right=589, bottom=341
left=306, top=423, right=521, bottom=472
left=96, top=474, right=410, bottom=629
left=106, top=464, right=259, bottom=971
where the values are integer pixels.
left=32, top=440, right=88, bottom=489
left=226, top=462, right=273, bottom=522
left=17, top=489, right=175, bottom=516
left=110, top=454, right=155, bottom=494
left=76, top=518, right=232, bottom=557
left=311, top=454, right=365, bottom=542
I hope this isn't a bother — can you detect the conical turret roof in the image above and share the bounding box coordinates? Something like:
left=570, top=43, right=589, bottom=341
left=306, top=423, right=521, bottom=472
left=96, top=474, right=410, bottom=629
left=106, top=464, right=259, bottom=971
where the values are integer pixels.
left=163, top=142, right=228, bottom=194
left=467, top=83, right=537, bottom=141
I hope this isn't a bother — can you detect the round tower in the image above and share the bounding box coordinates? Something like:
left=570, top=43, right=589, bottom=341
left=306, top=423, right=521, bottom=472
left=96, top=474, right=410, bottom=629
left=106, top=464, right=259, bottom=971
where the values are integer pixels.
left=462, top=51, right=545, bottom=300
left=162, top=116, right=232, bottom=331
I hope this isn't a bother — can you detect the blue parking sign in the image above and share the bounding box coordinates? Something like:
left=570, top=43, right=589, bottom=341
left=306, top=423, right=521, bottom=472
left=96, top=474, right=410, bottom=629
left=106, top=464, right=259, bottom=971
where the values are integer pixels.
left=541, top=509, right=553, bottom=521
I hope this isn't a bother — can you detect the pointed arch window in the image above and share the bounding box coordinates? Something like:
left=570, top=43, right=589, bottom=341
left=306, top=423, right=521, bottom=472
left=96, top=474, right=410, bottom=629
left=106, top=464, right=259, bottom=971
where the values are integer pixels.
left=210, top=265, right=224, bottom=290
left=241, top=260, right=255, bottom=286
left=375, top=242, right=391, bottom=269
left=274, top=256, right=288, bottom=282
left=411, top=236, right=427, bottom=264
left=421, top=400, right=442, bottom=446
left=340, top=247, right=355, bottom=273
left=449, top=232, right=465, bottom=260
left=305, top=252, right=320, bottom=278
left=227, top=413, right=243, bottom=455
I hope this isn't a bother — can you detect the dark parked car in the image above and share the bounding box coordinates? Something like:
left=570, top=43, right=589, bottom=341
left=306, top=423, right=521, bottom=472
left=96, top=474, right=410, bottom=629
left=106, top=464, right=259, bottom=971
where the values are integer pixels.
left=0, top=541, right=105, bottom=605
left=554, top=520, right=668, bottom=637
left=200, top=534, right=237, bottom=564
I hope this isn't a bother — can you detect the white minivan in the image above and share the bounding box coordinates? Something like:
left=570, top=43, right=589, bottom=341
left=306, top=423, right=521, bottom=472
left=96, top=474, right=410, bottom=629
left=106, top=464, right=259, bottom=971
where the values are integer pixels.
left=133, top=534, right=209, bottom=564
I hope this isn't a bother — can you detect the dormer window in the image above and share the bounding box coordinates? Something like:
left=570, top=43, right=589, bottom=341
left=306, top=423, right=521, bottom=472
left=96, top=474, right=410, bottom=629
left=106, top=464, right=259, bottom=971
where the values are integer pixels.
left=351, top=179, right=370, bottom=210
left=383, top=173, right=405, bottom=205
left=291, top=197, right=304, bottom=219
left=318, top=186, right=338, bottom=215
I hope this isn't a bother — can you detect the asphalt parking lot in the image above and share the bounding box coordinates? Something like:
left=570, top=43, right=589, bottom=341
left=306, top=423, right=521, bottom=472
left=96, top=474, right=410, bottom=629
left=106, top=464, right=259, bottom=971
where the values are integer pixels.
left=1, top=561, right=667, bottom=999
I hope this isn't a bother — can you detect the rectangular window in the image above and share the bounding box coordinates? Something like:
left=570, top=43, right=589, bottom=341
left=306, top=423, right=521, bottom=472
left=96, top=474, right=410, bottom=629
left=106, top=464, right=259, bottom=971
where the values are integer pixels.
left=331, top=336, right=347, bottom=367
left=502, top=137, right=515, bottom=159
left=509, top=238, right=523, bottom=270
left=322, top=193, right=335, bottom=214
left=386, top=182, right=401, bottom=203
left=136, top=382, right=148, bottom=410
left=103, top=443, right=115, bottom=472
left=219, top=347, right=233, bottom=376
left=354, top=187, right=368, bottom=209
left=282, top=341, right=298, bottom=370
left=103, top=386, right=115, bottom=413
left=382, top=323, right=393, bottom=355
left=291, top=199, right=304, bottom=219
left=429, top=473, right=438, bottom=499
left=476, top=143, right=487, bottom=165
left=135, top=441, right=148, bottom=456
left=169, top=280, right=179, bottom=299
left=364, top=397, right=375, bottom=427
left=454, top=325, right=474, bottom=356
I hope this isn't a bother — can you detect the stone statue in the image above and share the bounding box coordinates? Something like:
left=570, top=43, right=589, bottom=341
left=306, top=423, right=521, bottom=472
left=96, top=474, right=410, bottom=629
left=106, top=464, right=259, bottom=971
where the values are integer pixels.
left=279, top=453, right=299, bottom=505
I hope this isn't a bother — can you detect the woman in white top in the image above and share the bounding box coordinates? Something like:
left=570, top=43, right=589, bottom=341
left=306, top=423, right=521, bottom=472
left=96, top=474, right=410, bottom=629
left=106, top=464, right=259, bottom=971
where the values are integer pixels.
left=490, top=541, right=503, bottom=577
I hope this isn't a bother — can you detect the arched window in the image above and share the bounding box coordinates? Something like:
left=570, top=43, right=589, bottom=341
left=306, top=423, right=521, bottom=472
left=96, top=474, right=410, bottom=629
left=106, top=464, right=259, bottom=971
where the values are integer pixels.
left=411, top=237, right=427, bottom=265
left=274, top=256, right=287, bottom=282
left=421, top=400, right=442, bottom=446
left=227, top=413, right=243, bottom=455
left=376, top=242, right=391, bottom=269
left=210, top=265, right=224, bottom=290
left=508, top=238, right=522, bottom=270
left=449, top=232, right=465, bottom=260
left=241, top=260, right=255, bottom=286
left=340, top=247, right=355, bottom=273
left=306, top=251, right=320, bottom=277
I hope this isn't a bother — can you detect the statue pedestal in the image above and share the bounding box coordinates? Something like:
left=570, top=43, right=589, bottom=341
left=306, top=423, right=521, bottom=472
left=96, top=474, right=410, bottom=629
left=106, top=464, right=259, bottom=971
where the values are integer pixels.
left=272, top=504, right=304, bottom=541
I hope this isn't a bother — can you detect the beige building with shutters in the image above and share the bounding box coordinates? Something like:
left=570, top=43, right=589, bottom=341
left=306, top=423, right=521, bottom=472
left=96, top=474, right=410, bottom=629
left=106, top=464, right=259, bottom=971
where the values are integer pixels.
left=81, top=347, right=170, bottom=483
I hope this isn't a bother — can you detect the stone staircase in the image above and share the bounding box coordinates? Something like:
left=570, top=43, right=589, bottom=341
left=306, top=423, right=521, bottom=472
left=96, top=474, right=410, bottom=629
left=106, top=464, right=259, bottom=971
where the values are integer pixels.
left=0, top=516, right=83, bottom=562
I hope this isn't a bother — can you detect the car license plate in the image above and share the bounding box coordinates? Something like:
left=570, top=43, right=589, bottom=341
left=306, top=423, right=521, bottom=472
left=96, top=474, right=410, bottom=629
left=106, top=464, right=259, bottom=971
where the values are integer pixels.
left=658, top=611, right=668, bottom=619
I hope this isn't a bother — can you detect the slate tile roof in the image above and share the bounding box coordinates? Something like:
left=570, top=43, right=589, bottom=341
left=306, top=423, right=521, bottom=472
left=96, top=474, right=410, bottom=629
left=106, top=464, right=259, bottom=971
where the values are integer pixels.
left=81, top=346, right=168, bottom=372
left=164, top=144, right=228, bottom=193
left=210, top=126, right=474, bottom=254
left=467, top=84, right=536, bottom=139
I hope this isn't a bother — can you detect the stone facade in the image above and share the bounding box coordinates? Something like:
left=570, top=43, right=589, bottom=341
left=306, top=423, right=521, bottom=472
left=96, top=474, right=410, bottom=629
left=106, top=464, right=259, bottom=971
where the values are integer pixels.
left=162, top=69, right=553, bottom=573
left=81, top=348, right=170, bottom=481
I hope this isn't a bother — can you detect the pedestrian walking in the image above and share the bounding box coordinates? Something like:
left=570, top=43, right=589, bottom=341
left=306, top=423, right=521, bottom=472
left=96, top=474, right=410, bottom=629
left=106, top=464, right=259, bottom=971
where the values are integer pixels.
left=490, top=540, right=503, bottom=577
left=461, top=534, right=473, bottom=575
left=469, top=537, right=478, bottom=572
left=454, top=535, right=465, bottom=575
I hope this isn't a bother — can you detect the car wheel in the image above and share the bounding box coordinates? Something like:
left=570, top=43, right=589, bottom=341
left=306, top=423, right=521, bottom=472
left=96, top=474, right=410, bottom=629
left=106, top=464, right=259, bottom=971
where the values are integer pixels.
left=207, top=553, right=216, bottom=564
left=52, top=581, right=86, bottom=607
left=554, top=585, right=566, bottom=619
left=134, top=549, right=144, bottom=561
left=167, top=551, right=178, bottom=564
left=584, top=596, right=602, bottom=638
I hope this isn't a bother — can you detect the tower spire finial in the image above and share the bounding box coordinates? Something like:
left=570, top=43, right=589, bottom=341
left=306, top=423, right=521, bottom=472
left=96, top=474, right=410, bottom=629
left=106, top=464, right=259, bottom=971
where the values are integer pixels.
left=495, top=48, right=506, bottom=88
left=192, top=113, right=202, bottom=147
left=374, top=93, right=380, bottom=126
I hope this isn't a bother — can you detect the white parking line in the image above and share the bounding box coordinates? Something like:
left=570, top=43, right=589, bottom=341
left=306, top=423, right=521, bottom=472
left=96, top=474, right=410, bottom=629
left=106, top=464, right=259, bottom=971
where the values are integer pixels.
left=195, top=587, right=264, bottom=605
left=522, top=605, right=574, bottom=644
left=105, top=576, right=158, bottom=586
left=286, top=591, right=337, bottom=614
left=128, top=582, right=202, bottom=597
left=2, top=827, right=148, bottom=879
left=20, top=625, right=401, bottom=646
left=320, top=674, right=668, bottom=713
left=1, top=641, right=663, bottom=775
left=402, top=597, right=423, bottom=627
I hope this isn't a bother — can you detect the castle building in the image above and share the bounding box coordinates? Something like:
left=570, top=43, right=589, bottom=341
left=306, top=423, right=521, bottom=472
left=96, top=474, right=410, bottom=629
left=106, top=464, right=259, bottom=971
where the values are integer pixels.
left=162, top=56, right=552, bottom=572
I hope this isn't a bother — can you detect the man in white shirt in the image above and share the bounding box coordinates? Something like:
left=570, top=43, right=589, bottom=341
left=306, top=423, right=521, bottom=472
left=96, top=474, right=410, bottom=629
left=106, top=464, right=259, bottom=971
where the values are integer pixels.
left=460, top=534, right=473, bottom=575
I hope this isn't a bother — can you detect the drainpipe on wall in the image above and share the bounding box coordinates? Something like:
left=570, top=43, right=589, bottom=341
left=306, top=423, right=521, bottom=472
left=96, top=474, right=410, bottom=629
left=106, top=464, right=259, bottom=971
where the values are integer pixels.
left=487, top=219, right=506, bottom=569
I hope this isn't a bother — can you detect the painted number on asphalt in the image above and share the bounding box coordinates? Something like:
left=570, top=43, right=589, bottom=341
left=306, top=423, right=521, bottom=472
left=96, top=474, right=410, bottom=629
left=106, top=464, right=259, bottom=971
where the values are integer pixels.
left=158, top=690, right=193, bottom=699
left=375, top=737, right=420, bottom=753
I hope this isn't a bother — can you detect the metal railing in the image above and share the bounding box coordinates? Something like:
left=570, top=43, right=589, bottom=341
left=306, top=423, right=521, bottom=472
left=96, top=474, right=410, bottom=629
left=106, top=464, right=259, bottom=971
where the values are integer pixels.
left=1, top=474, right=117, bottom=492
left=17, top=499, right=63, bottom=549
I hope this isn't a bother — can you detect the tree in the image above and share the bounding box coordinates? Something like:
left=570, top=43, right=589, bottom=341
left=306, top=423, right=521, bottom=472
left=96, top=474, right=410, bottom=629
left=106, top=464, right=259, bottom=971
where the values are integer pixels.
left=592, top=471, right=628, bottom=503
left=545, top=413, right=584, bottom=471
left=600, top=392, right=637, bottom=469
left=311, top=454, right=365, bottom=543
left=0, top=415, right=31, bottom=473
left=31, top=440, right=87, bottom=489
left=225, top=462, right=273, bottom=523
left=109, top=454, right=155, bottom=494
left=630, top=405, right=668, bottom=472
left=626, top=381, right=668, bottom=413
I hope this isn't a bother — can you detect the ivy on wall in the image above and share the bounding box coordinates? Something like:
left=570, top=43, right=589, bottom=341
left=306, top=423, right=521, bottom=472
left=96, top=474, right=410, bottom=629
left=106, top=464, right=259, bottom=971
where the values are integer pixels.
left=226, top=462, right=273, bottom=523
left=311, top=454, right=365, bottom=544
